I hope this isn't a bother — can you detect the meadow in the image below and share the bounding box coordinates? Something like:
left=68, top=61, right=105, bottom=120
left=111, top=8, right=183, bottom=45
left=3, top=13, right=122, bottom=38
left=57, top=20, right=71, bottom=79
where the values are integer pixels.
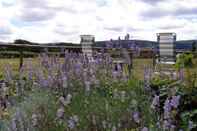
left=0, top=58, right=153, bottom=79
left=0, top=52, right=196, bottom=131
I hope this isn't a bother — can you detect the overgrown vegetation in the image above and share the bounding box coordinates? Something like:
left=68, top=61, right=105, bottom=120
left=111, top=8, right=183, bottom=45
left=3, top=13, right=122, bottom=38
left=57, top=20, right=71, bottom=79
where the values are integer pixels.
left=0, top=52, right=196, bottom=131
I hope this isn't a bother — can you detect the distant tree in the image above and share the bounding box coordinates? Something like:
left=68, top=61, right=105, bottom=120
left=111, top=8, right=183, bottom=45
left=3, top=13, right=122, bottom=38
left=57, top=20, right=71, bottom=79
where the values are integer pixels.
left=125, top=33, right=130, bottom=40
left=192, top=41, right=196, bottom=52
left=14, top=39, right=31, bottom=44
left=118, top=36, right=121, bottom=41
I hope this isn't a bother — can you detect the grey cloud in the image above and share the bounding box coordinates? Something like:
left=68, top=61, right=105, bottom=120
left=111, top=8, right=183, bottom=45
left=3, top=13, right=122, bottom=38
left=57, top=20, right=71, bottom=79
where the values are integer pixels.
left=55, top=30, right=78, bottom=36
left=104, top=27, right=123, bottom=32
left=19, top=9, right=56, bottom=22
left=141, top=7, right=197, bottom=19
left=18, top=0, right=58, bottom=22
left=174, top=8, right=197, bottom=16
left=126, top=27, right=142, bottom=32
left=139, top=0, right=166, bottom=5
left=158, top=24, right=185, bottom=30
left=21, top=0, right=48, bottom=9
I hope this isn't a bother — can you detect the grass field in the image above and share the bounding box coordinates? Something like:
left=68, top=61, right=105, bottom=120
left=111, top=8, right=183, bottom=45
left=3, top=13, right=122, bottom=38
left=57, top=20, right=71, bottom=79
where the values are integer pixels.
left=0, top=57, right=196, bottom=80
left=0, top=58, right=153, bottom=78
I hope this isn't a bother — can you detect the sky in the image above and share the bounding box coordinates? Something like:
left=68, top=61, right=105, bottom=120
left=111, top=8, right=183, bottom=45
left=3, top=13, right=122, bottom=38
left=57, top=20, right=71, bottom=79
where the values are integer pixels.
left=0, top=0, right=197, bottom=43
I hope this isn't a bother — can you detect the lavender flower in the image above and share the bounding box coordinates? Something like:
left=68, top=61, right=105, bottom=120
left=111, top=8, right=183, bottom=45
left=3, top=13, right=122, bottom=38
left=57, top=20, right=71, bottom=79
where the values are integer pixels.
left=67, top=115, right=79, bottom=129
left=10, top=117, right=17, bottom=131
left=141, top=127, right=148, bottom=131
left=163, top=99, right=172, bottom=119
left=62, top=76, right=68, bottom=89
left=170, top=95, right=181, bottom=109
left=170, top=124, right=176, bottom=130
left=133, top=111, right=140, bottom=123
left=117, top=64, right=122, bottom=71
left=112, top=71, right=119, bottom=79
left=188, top=120, right=193, bottom=130
left=163, top=120, right=171, bottom=130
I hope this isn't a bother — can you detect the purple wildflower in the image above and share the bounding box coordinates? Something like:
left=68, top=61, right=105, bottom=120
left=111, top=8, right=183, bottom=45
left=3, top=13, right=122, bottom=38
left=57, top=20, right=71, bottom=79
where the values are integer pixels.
left=68, top=119, right=75, bottom=129
left=67, top=115, right=79, bottom=129
left=141, top=127, right=148, bottom=131
left=170, top=95, right=181, bottom=108
left=133, top=111, right=140, bottom=123
left=170, top=124, right=176, bottom=130
left=188, top=120, right=193, bottom=130
left=163, top=120, right=171, bottom=130
left=163, top=99, right=172, bottom=119
left=62, top=76, right=68, bottom=89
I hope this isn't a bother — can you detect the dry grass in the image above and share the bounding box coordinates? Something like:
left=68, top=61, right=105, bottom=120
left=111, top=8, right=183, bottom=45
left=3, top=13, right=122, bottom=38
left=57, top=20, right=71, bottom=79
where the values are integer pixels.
left=0, top=57, right=196, bottom=80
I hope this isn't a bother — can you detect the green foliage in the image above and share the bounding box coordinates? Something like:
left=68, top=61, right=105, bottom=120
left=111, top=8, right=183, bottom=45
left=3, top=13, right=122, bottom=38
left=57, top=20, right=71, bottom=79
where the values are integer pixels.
left=62, top=79, right=157, bottom=130
left=149, top=75, right=197, bottom=130
left=175, top=53, right=194, bottom=69
left=3, top=88, right=62, bottom=131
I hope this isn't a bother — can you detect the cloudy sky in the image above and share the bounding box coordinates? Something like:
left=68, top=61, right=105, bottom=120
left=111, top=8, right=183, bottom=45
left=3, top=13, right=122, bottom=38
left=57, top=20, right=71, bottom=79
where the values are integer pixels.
left=0, top=0, right=197, bottom=43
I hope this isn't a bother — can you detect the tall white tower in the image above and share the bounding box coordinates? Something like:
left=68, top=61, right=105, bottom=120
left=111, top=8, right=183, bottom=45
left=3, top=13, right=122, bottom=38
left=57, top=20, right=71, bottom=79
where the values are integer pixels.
left=157, top=33, right=176, bottom=64
left=80, top=35, right=95, bottom=59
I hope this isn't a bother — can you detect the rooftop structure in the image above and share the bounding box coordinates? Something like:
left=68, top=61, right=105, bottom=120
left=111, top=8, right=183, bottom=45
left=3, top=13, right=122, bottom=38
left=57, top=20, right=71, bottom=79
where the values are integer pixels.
left=157, top=33, right=176, bottom=64
left=80, top=35, right=95, bottom=59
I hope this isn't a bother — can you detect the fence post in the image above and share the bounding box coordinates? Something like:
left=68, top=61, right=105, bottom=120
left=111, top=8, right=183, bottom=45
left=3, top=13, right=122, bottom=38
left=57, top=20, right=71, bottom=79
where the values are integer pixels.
left=19, top=50, right=23, bottom=70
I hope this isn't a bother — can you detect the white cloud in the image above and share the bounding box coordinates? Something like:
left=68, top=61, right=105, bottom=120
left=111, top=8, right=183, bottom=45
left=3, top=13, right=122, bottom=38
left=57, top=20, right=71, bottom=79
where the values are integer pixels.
left=0, top=0, right=197, bottom=43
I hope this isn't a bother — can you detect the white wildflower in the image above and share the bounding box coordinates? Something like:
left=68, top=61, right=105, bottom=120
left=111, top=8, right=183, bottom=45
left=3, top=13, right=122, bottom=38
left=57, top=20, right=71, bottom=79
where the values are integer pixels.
left=112, top=125, right=117, bottom=131
left=65, top=94, right=72, bottom=105
left=56, top=107, right=65, bottom=119
left=72, top=115, right=79, bottom=123
left=102, top=120, right=107, bottom=129
left=85, top=81, right=91, bottom=92
left=32, top=113, right=38, bottom=127
left=59, top=96, right=67, bottom=106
